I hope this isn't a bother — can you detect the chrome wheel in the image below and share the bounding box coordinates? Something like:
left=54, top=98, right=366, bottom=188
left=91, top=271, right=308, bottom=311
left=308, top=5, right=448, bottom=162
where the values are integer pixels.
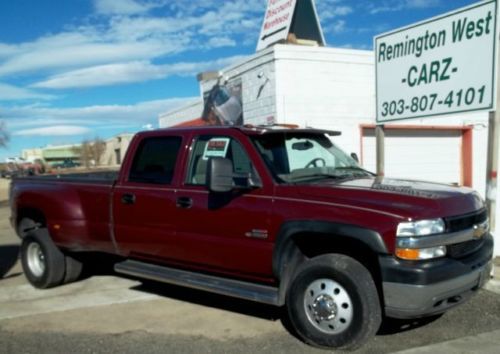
left=304, top=278, right=353, bottom=334
left=27, top=242, right=45, bottom=277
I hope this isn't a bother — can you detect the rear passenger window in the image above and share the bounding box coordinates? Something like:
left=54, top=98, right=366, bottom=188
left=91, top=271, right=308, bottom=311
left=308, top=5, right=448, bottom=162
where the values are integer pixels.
left=129, top=137, right=182, bottom=184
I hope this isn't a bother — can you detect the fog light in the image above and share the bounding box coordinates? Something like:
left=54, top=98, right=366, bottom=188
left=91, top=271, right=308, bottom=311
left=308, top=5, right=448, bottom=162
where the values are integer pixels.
left=396, top=246, right=446, bottom=260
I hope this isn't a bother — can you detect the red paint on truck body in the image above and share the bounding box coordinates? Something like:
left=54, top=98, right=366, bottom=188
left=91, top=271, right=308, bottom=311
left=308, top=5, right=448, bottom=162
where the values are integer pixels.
left=10, top=126, right=485, bottom=284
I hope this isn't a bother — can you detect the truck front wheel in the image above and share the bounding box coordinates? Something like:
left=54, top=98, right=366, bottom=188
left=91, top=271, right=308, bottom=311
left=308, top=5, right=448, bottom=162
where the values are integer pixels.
left=286, top=254, right=381, bottom=350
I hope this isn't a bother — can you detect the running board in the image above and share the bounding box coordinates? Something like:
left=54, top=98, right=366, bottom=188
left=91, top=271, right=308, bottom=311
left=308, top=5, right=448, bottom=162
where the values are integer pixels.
left=114, top=260, right=280, bottom=306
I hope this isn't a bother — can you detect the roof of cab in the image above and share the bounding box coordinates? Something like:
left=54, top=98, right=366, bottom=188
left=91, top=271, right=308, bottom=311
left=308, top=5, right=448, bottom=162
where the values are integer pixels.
left=137, top=125, right=341, bottom=137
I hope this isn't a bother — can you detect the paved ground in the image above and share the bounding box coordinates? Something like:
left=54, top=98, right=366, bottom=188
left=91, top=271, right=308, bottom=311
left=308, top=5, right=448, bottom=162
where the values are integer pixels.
left=1, top=206, right=500, bottom=353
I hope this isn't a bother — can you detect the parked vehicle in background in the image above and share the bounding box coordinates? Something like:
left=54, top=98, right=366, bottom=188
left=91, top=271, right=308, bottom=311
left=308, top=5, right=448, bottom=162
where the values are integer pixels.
left=1, top=162, right=22, bottom=178
left=52, top=159, right=80, bottom=169
left=1, top=158, right=47, bottom=178
left=9, top=126, right=493, bottom=350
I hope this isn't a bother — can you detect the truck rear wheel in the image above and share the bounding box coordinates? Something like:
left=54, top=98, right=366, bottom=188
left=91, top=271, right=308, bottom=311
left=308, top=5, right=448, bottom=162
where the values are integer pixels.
left=21, top=229, right=66, bottom=289
left=286, top=254, right=381, bottom=350
left=21, top=228, right=84, bottom=288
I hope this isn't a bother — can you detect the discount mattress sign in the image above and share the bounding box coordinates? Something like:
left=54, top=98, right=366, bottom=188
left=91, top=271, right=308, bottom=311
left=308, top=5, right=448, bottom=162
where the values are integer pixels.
left=257, top=0, right=297, bottom=51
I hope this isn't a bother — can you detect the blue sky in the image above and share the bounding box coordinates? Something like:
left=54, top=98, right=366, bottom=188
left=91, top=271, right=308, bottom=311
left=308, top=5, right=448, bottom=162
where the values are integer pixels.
left=0, top=0, right=479, bottom=159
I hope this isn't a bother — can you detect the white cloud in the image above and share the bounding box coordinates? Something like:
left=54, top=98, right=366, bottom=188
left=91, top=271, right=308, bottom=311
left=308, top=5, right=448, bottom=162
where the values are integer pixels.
left=369, top=0, right=440, bottom=14
left=32, top=61, right=166, bottom=89
left=320, top=6, right=353, bottom=21
left=0, top=35, right=180, bottom=77
left=325, top=20, right=347, bottom=34
left=3, top=97, right=198, bottom=134
left=207, top=37, right=236, bottom=48
left=14, top=125, right=92, bottom=137
left=94, top=0, right=163, bottom=15
left=406, top=0, right=440, bottom=9
left=0, top=1, right=265, bottom=80
left=33, top=56, right=247, bottom=89
left=0, top=83, right=55, bottom=101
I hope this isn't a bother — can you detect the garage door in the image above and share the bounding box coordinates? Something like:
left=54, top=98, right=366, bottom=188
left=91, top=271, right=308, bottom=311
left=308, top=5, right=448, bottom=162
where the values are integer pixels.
left=362, top=127, right=466, bottom=185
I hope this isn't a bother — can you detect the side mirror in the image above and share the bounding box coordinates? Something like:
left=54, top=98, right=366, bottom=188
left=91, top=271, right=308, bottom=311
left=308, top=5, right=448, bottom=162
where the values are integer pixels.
left=350, top=152, right=359, bottom=163
left=207, top=158, right=234, bottom=193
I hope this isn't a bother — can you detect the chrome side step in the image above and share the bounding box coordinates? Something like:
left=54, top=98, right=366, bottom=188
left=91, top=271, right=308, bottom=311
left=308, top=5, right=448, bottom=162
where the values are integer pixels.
left=114, top=260, right=280, bottom=306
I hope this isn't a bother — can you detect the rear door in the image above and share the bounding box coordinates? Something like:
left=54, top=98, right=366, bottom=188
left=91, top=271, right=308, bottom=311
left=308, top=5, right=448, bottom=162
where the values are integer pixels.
left=112, top=134, right=184, bottom=260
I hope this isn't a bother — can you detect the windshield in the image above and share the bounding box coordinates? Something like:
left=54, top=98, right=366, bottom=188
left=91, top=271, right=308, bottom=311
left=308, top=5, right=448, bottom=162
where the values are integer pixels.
left=251, top=132, right=373, bottom=183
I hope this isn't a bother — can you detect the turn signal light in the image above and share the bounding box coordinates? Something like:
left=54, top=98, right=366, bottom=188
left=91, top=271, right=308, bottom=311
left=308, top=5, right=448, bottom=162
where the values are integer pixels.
left=396, top=248, right=420, bottom=260
left=396, top=246, right=446, bottom=260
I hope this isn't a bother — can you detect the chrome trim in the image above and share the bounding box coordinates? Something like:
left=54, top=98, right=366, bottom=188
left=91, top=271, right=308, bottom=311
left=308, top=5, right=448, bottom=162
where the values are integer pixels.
left=115, top=260, right=280, bottom=305
left=396, top=219, right=490, bottom=249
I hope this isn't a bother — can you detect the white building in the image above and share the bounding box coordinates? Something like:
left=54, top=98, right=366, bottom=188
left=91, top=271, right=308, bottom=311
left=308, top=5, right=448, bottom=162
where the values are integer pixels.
left=100, top=133, right=135, bottom=166
left=159, top=44, right=498, bottom=256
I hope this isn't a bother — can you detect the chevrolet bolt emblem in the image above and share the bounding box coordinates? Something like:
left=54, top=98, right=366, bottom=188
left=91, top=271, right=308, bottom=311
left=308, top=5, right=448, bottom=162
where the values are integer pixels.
left=472, top=223, right=486, bottom=239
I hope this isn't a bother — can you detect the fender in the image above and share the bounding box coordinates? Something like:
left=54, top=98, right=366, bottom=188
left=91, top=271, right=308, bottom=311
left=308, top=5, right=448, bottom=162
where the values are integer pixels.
left=272, top=220, right=389, bottom=280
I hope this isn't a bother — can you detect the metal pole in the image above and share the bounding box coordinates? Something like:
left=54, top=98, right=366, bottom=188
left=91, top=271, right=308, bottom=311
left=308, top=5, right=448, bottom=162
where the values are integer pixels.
left=486, top=112, right=499, bottom=235
left=486, top=28, right=500, bottom=269
left=376, top=125, right=385, bottom=177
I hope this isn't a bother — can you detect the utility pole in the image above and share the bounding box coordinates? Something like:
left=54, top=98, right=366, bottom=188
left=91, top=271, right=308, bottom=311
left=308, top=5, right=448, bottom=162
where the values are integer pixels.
left=486, top=29, right=500, bottom=272
left=376, top=125, right=385, bottom=177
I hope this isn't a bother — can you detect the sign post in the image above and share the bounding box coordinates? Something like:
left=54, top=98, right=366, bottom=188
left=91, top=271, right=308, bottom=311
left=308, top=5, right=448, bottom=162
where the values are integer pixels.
left=487, top=30, right=500, bottom=239
left=376, top=125, right=385, bottom=177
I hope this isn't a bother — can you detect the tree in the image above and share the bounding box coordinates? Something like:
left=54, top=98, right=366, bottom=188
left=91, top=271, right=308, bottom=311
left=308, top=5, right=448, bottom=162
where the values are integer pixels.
left=74, top=137, right=107, bottom=168
left=0, top=121, right=9, bottom=148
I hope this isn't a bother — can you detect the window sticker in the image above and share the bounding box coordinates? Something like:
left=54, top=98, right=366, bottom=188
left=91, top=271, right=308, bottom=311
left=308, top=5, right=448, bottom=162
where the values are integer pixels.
left=203, top=138, right=230, bottom=160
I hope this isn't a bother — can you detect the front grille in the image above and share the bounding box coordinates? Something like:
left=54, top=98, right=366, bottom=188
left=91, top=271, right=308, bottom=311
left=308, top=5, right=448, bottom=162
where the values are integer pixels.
left=447, top=239, right=485, bottom=259
left=446, top=209, right=487, bottom=233
left=445, top=209, right=488, bottom=259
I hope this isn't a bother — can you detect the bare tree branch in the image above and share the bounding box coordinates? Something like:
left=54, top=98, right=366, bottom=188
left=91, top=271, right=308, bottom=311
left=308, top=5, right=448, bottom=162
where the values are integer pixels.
left=0, top=121, right=9, bottom=148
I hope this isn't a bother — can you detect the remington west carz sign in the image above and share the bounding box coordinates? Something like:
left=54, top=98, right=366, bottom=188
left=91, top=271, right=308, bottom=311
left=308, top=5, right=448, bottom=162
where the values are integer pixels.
left=375, top=1, right=497, bottom=122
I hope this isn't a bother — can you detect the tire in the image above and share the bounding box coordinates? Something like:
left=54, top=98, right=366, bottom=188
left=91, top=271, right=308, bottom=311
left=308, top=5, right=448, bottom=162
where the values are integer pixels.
left=63, top=254, right=84, bottom=284
left=286, top=254, right=381, bottom=350
left=21, top=228, right=65, bottom=289
left=17, top=218, right=39, bottom=238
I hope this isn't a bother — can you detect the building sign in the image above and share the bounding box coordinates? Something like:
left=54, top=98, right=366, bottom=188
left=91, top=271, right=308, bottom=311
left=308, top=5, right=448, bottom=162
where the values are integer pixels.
left=375, top=1, right=497, bottom=122
left=257, top=0, right=297, bottom=51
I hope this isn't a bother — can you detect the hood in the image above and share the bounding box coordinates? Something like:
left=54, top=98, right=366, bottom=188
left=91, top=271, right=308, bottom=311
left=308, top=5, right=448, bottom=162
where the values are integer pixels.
left=296, top=177, right=484, bottom=220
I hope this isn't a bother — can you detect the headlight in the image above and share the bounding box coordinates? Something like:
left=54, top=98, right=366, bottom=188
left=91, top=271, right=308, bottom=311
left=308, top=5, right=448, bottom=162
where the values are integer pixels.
left=396, top=218, right=445, bottom=237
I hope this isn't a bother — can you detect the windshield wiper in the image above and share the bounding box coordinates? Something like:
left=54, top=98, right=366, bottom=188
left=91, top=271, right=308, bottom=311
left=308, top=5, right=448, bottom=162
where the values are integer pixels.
left=288, top=172, right=344, bottom=182
left=334, top=166, right=374, bottom=176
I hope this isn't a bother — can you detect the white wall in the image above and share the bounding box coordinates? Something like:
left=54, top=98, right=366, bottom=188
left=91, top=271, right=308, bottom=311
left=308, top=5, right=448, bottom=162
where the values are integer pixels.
left=159, top=99, right=203, bottom=128
left=274, top=45, right=375, bottom=156
left=200, top=47, right=278, bottom=125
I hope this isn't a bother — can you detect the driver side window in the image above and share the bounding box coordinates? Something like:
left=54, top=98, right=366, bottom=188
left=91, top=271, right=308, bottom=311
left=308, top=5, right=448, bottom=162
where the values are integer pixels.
left=187, top=135, right=255, bottom=186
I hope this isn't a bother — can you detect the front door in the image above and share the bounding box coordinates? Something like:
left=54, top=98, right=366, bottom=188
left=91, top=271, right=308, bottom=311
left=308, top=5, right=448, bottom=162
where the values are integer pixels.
left=172, top=133, right=275, bottom=279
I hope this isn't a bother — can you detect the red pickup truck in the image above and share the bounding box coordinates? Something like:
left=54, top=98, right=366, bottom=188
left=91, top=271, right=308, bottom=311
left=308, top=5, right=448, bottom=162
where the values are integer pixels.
left=10, top=126, right=493, bottom=350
